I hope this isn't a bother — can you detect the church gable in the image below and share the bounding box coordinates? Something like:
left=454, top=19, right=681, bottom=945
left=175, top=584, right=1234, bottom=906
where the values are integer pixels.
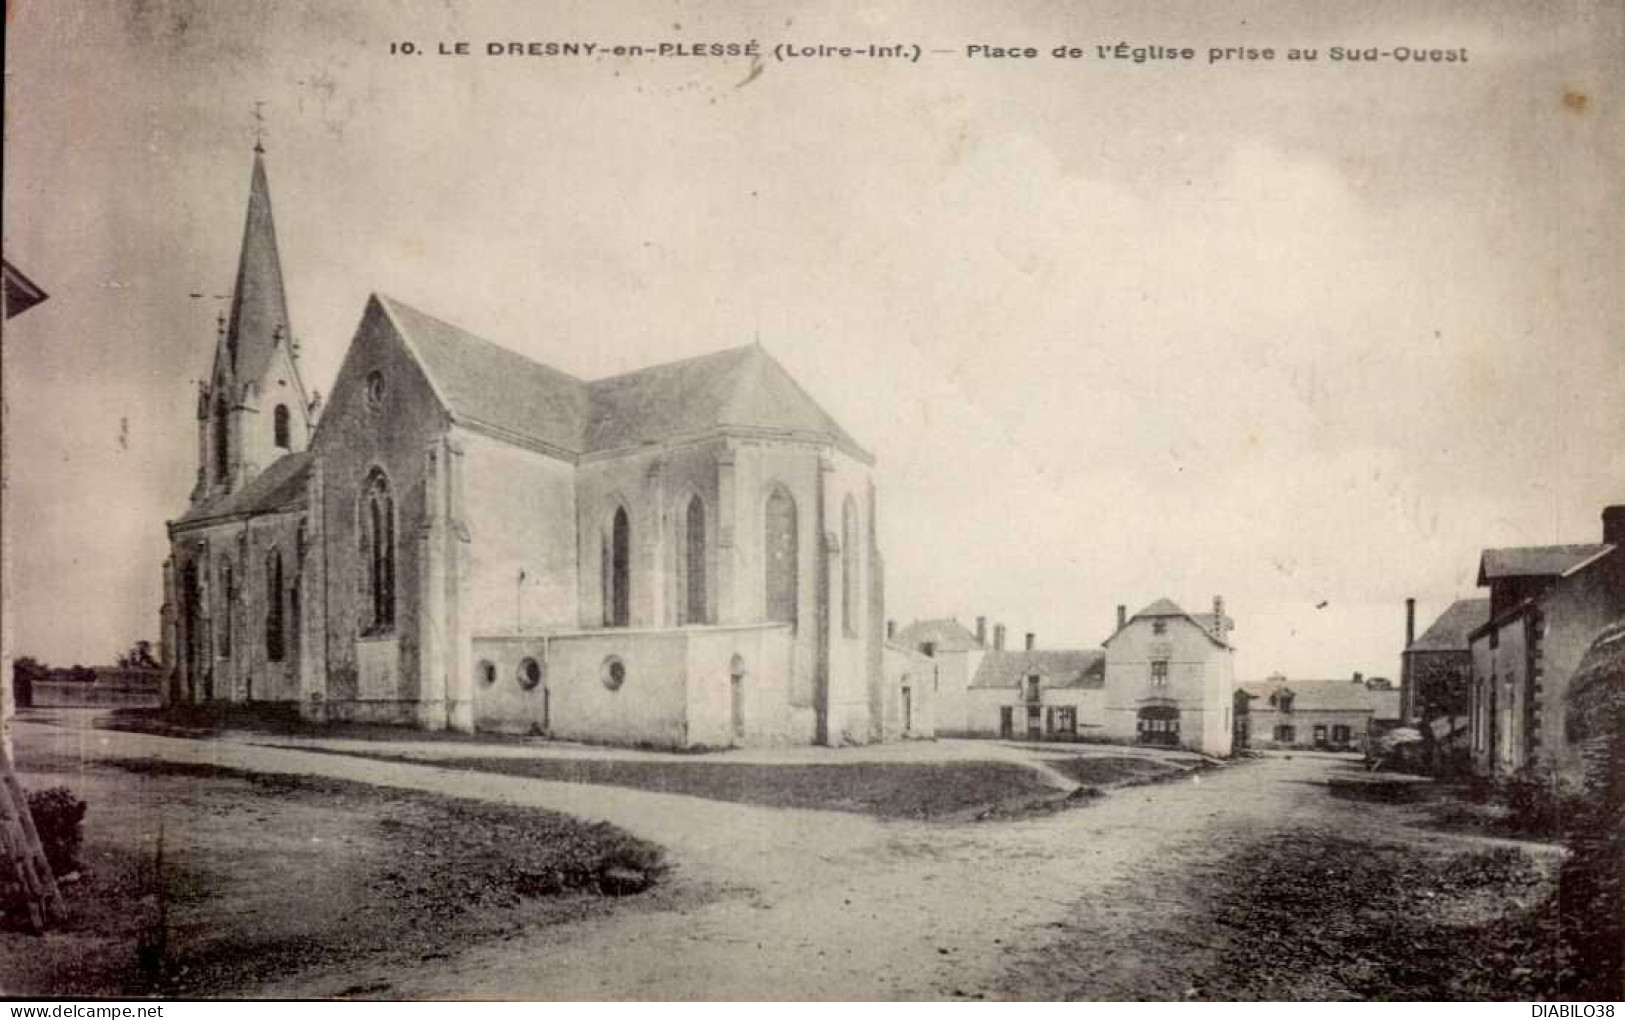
left=312, top=294, right=452, bottom=459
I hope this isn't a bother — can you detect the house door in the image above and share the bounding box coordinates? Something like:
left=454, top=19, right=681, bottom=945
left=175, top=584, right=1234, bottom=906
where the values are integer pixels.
left=999, top=706, right=1014, bottom=738
left=542, top=687, right=551, bottom=733
left=1138, top=706, right=1181, bottom=747
left=902, top=687, right=912, bottom=733
left=1026, top=705, right=1042, bottom=739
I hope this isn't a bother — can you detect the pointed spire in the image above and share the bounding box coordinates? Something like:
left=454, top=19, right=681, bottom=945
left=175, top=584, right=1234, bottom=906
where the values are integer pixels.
left=222, top=146, right=291, bottom=382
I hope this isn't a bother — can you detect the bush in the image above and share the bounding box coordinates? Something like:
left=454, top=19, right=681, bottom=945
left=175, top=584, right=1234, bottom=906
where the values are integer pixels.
left=1496, top=763, right=1586, bottom=838
left=26, top=787, right=88, bottom=875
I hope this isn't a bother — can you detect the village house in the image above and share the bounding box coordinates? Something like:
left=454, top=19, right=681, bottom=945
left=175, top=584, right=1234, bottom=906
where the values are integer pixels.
left=1101, top=598, right=1236, bottom=757
left=965, top=635, right=1104, bottom=740
left=1238, top=673, right=1399, bottom=753
left=1467, top=505, right=1625, bottom=779
left=1400, top=596, right=1490, bottom=742
left=161, top=147, right=898, bottom=748
left=893, top=616, right=988, bottom=736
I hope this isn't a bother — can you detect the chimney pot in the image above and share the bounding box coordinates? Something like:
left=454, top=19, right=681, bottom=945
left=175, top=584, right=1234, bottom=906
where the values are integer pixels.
left=1405, top=597, right=1417, bottom=648
left=1353, top=671, right=1364, bottom=684
left=1116, top=604, right=1127, bottom=631
left=976, top=616, right=988, bottom=646
left=1212, top=596, right=1226, bottom=638
left=1603, top=505, right=1625, bottom=546
left=994, top=624, right=1006, bottom=651
left=1025, top=632, right=1036, bottom=651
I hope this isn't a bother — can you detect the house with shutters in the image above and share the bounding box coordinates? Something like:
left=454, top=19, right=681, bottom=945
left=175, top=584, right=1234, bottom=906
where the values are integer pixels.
left=162, top=145, right=895, bottom=748
left=1237, top=674, right=1397, bottom=752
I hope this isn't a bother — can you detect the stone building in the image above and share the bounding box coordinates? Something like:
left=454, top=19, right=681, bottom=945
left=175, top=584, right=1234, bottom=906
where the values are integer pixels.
left=893, top=616, right=987, bottom=736
left=1101, top=598, right=1235, bottom=757
left=1238, top=674, right=1397, bottom=753
left=1468, top=506, right=1625, bottom=779
left=964, top=637, right=1104, bottom=740
left=162, top=148, right=894, bottom=748
left=1399, top=596, right=1489, bottom=738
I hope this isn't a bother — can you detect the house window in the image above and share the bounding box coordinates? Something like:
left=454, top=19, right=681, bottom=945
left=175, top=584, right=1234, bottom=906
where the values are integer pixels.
left=273, top=404, right=291, bottom=449
left=1313, top=724, right=1328, bottom=746
left=1275, top=725, right=1296, bottom=743
left=680, top=496, right=707, bottom=625
left=764, top=487, right=798, bottom=627
left=1151, top=660, right=1169, bottom=687
left=1332, top=724, right=1351, bottom=745
left=603, top=506, right=630, bottom=628
left=478, top=660, right=497, bottom=686
left=360, top=469, right=396, bottom=634
left=1152, top=620, right=1167, bottom=635
left=265, top=549, right=285, bottom=662
left=1025, top=674, right=1041, bottom=702
left=841, top=495, right=860, bottom=637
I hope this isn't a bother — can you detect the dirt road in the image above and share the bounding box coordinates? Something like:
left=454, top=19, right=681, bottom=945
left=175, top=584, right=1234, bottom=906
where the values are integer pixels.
left=15, top=718, right=1537, bottom=999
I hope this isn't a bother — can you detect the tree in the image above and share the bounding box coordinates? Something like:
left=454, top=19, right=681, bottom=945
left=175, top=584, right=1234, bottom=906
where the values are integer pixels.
left=116, top=640, right=160, bottom=670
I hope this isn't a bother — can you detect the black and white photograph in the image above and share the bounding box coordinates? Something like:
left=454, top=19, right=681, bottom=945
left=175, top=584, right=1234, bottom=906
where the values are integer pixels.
left=2, top=0, right=1622, bottom=1004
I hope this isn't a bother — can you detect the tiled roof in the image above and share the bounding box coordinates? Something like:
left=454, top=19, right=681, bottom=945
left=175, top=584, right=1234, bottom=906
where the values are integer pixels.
left=895, top=618, right=983, bottom=653
left=971, top=650, right=1105, bottom=690
left=1408, top=598, right=1491, bottom=653
left=172, top=451, right=313, bottom=527
left=1238, top=679, right=1380, bottom=713
left=375, top=294, right=868, bottom=461
left=1105, top=598, right=1234, bottom=649
left=379, top=295, right=589, bottom=454
left=1478, top=544, right=1613, bottom=583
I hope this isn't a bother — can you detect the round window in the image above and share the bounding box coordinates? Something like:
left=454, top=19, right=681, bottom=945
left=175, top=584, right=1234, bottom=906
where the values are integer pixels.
left=601, top=656, right=626, bottom=692
left=518, top=657, right=543, bottom=691
left=478, top=660, right=497, bottom=686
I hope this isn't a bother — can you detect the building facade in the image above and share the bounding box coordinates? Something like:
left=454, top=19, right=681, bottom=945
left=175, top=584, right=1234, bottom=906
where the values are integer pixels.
left=162, top=149, right=895, bottom=748
left=1468, top=506, right=1625, bottom=779
left=1400, top=597, right=1489, bottom=738
left=1101, top=598, right=1236, bottom=757
left=1238, top=674, right=1397, bottom=753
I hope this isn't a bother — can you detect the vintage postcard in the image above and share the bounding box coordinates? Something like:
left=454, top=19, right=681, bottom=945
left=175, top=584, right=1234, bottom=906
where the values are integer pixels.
left=2, top=0, right=1622, bottom=1004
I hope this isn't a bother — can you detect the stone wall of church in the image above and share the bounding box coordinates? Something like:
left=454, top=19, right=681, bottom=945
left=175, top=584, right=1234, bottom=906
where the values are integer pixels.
left=312, top=299, right=451, bottom=720
left=461, top=431, right=580, bottom=635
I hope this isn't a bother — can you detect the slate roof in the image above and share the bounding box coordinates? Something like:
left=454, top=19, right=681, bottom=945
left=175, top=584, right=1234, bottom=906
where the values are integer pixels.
left=1407, top=598, right=1491, bottom=653
left=970, top=650, right=1105, bottom=690
left=172, top=451, right=313, bottom=528
left=374, top=294, right=870, bottom=462
left=1477, top=544, right=1614, bottom=584
left=3, top=259, right=48, bottom=319
left=222, top=151, right=293, bottom=389
left=1238, top=678, right=1380, bottom=713
left=895, top=618, right=983, bottom=653
left=1104, top=598, right=1234, bottom=649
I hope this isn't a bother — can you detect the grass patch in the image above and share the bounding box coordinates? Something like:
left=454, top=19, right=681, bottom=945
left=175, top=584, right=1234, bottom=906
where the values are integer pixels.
left=349, top=754, right=1059, bottom=820
left=2, top=758, right=672, bottom=997
left=97, top=704, right=540, bottom=746
left=1045, top=756, right=1183, bottom=788
left=1205, top=833, right=1574, bottom=999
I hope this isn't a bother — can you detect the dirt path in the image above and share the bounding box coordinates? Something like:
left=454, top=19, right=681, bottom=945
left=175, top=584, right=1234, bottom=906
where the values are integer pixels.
left=19, top=717, right=1380, bottom=999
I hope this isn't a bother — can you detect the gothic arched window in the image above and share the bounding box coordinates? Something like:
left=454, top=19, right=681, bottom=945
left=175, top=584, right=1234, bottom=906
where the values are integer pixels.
left=603, top=506, right=631, bottom=628
left=681, top=495, right=707, bottom=626
left=764, top=487, right=798, bottom=627
left=218, top=560, right=234, bottom=657
left=841, top=494, right=860, bottom=637
left=265, top=549, right=285, bottom=662
left=273, top=404, right=291, bottom=449
left=213, top=399, right=230, bottom=484
left=360, top=469, right=396, bottom=634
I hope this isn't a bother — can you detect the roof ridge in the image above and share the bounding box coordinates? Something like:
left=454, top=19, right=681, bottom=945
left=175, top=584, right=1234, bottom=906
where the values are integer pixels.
left=589, top=343, right=755, bottom=387
left=375, top=292, right=587, bottom=387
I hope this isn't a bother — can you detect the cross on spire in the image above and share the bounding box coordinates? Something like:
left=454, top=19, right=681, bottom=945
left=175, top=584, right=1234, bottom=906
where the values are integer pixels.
left=252, top=100, right=267, bottom=153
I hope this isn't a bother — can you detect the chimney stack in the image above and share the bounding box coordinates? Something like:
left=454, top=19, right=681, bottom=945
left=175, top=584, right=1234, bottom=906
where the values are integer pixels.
left=1353, top=671, right=1364, bottom=684
left=976, top=616, right=988, bottom=646
left=994, top=624, right=1006, bottom=651
left=1116, top=604, right=1127, bottom=631
left=1025, top=632, right=1036, bottom=651
left=886, top=619, right=896, bottom=640
left=1405, top=598, right=1416, bottom=649
left=1212, top=596, right=1226, bottom=639
left=1604, top=505, right=1625, bottom=546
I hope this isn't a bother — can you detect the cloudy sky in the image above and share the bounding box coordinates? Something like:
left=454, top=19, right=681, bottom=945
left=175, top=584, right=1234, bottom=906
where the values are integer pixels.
left=4, top=0, right=1621, bottom=679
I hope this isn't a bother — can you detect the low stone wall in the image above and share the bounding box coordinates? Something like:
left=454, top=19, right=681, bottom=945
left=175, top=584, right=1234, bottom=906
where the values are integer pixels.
left=1563, top=618, right=1625, bottom=999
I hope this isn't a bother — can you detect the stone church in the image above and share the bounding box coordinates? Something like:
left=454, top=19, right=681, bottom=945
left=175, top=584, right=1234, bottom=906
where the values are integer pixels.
left=161, top=148, right=896, bottom=748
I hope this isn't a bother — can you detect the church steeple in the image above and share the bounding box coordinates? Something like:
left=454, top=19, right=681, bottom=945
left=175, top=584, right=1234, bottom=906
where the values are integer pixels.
left=223, top=147, right=291, bottom=379
left=195, top=142, right=313, bottom=502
